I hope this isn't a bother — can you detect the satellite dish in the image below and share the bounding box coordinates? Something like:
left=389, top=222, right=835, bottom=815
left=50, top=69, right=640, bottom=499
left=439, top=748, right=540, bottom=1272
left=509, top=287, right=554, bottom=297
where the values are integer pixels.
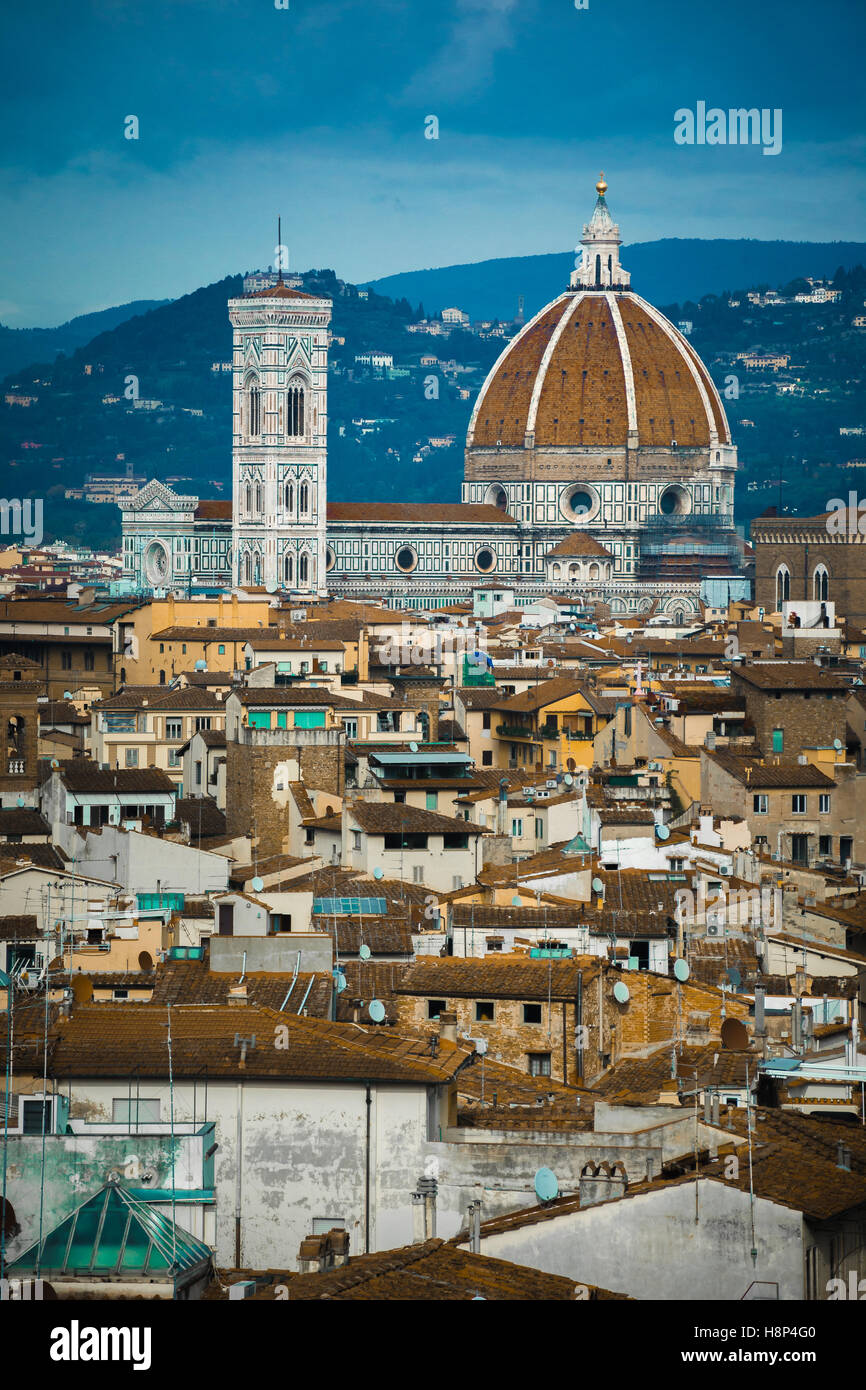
left=16, top=796, right=24, bottom=807
left=334, top=970, right=347, bottom=994
left=138, top=950, right=154, bottom=971
left=373, top=867, right=384, bottom=881
left=359, top=943, right=371, bottom=961
left=194, top=659, right=207, bottom=671
left=655, top=824, right=670, bottom=840
left=474, top=1038, right=488, bottom=1056
left=534, top=1167, right=559, bottom=1203
left=592, top=877, right=604, bottom=894
left=727, top=966, right=742, bottom=990
left=265, top=581, right=279, bottom=594
left=511, top=895, right=521, bottom=906
left=833, top=738, right=843, bottom=750
left=613, top=980, right=630, bottom=1004
left=63, top=691, right=73, bottom=700
left=409, top=741, right=419, bottom=753
left=50, top=760, right=59, bottom=770
left=369, top=999, right=386, bottom=1023
left=673, top=958, right=690, bottom=982
left=564, top=773, right=574, bottom=786
left=250, top=875, right=264, bottom=893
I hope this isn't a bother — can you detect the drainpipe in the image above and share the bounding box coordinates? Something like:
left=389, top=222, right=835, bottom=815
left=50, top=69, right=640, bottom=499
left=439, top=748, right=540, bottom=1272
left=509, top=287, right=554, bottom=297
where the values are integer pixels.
left=235, top=1081, right=243, bottom=1268
left=576, top=970, right=584, bottom=1082
left=561, top=1001, right=568, bottom=1084
left=364, top=1083, right=372, bottom=1253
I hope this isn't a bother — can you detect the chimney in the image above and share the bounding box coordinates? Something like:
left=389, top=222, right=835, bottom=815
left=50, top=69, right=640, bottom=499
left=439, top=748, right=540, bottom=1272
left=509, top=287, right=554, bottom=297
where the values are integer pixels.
left=438, top=1010, right=458, bottom=1046
left=228, top=982, right=248, bottom=1005
left=412, top=1176, right=438, bottom=1242
left=837, top=1142, right=852, bottom=1172
left=754, top=987, right=765, bottom=1036
left=467, top=1196, right=482, bottom=1253
left=579, top=1160, right=627, bottom=1207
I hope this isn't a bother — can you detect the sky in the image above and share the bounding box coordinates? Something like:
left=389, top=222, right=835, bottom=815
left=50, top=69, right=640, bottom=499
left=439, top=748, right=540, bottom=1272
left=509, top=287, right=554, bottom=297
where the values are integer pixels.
left=2, top=0, right=864, bottom=326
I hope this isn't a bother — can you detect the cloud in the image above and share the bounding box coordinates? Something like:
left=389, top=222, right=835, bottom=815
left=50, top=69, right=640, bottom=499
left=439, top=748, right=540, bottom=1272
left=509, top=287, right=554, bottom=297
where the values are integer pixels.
left=401, top=0, right=522, bottom=103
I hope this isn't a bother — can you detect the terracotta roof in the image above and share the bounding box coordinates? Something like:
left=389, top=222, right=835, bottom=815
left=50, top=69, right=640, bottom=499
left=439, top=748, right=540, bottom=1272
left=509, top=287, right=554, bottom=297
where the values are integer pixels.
left=0, top=843, right=67, bottom=872
left=704, top=751, right=836, bottom=789
left=175, top=797, right=227, bottom=839
left=733, top=662, right=850, bottom=691
left=495, top=676, right=588, bottom=713
left=25, top=1004, right=472, bottom=1085
left=96, top=687, right=223, bottom=711
left=194, top=500, right=232, bottom=521
left=469, top=291, right=728, bottom=450
left=545, top=533, right=613, bottom=559
left=0, top=808, right=50, bottom=837
left=394, top=954, right=596, bottom=1002
left=235, top=686, right=357, bottom=708
left=0, top=914, right=39, bottom=940
left=149, top=960, right=332, bottom=1016
left=214, top=1238, right=628, bottom=1300
left=593, top=1042, right=760, bottom=1104
left=51, top=759, right=176, bottom=794
left=319, top=917, right=414, bottom=957
left=326, top=502, right=518, bottom=526
left=348, top=802, right=485, bottom=836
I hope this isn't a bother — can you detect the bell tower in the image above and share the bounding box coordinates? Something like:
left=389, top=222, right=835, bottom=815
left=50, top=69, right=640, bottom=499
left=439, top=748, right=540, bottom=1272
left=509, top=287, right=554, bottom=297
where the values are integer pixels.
left=229, top=275, right=332, bottom=594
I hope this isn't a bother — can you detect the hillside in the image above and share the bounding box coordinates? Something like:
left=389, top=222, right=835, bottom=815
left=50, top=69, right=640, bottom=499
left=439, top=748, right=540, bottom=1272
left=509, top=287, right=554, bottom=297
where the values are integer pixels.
left=0, top=300, right=170, bottom=380
left=1, top=258, right=864, bottom=551
left=364, top=240, right=866, bottom=324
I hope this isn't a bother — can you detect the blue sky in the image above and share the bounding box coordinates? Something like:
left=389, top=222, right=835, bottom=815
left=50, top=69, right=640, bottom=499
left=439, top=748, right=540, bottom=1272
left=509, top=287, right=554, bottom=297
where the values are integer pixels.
left=2, top=0, right=864, bottom=325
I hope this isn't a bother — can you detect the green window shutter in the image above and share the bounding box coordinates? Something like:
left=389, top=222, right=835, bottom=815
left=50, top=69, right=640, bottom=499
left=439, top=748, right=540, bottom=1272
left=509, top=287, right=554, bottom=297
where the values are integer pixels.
left=277, top=711, right=287, bottom=729
left=295, top=711, right=326, bottom=729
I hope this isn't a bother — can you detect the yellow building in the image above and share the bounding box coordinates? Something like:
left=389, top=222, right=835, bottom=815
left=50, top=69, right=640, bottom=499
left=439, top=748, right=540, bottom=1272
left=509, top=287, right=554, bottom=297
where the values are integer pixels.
left=115, top=593, right=275, bottom=685
left=490, top=678, right=614, bottom=774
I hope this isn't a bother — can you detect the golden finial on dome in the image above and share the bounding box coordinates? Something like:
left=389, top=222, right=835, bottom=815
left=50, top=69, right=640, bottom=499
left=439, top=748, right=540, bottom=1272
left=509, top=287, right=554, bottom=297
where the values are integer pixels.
left=596, top=171, right=607, bottom=197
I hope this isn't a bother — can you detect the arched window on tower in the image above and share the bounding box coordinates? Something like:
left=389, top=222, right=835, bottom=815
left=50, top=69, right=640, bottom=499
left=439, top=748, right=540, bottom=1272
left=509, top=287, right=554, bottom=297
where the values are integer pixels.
left=248, top=377, right=261, bottom=438
left=776, top=565, right=791, bottom=609
left=813, top=564, right=829, bottom=602
left=595, top=254, right=601, bottom=285
left=244, top=552, right=252, bottom=585
left=285, top=481, right=294, bottom=513
left=255, top=484, right=263, bottom=514
left=253, top=551, right=262, bottom=586
left=607, top=254, right=612, bottom=282
left=299, top=553, right=309, bottom=585
left=284, top=553, right=294, bottom=586
left=299, top=482, right=309, bottom=515
left=287, top=382, right=305, bottom=437
left=245, top=484, right=252, bottom=515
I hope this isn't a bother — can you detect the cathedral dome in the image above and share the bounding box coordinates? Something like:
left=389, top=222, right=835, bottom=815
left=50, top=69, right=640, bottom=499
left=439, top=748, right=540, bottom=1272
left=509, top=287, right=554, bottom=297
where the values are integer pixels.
left=466, top=180, right=730, bottom=453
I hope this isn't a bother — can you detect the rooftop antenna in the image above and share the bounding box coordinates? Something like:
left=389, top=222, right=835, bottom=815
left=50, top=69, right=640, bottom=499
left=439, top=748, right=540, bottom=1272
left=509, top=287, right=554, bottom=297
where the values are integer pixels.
left=277, top=216, right=283, bottom=285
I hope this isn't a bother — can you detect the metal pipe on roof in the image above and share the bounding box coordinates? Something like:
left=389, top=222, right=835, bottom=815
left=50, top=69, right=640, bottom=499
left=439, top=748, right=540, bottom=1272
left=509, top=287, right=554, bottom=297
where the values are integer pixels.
left=298, top=974, right=315, bottom=1015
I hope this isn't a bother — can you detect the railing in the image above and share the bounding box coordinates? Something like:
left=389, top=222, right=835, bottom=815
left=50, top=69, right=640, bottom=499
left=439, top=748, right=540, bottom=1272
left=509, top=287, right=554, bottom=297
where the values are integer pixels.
left=497, top=724, right=534, bottom=739
left=7, top=759, right=25, bottom=775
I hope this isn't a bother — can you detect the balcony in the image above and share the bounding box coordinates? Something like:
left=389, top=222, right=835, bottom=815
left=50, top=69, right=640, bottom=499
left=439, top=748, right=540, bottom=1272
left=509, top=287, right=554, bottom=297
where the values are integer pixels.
left=496, top=724, right=534, bottom=740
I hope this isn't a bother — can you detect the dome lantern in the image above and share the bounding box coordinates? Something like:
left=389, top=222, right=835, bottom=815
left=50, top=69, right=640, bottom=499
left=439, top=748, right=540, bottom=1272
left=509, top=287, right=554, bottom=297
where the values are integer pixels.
left=571, top=173, right=631, bottom=291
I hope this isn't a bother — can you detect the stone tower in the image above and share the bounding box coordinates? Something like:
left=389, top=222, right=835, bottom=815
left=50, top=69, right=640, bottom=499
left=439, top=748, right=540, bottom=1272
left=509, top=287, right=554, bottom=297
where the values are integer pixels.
left=229, top=278, right=332, bottom=595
